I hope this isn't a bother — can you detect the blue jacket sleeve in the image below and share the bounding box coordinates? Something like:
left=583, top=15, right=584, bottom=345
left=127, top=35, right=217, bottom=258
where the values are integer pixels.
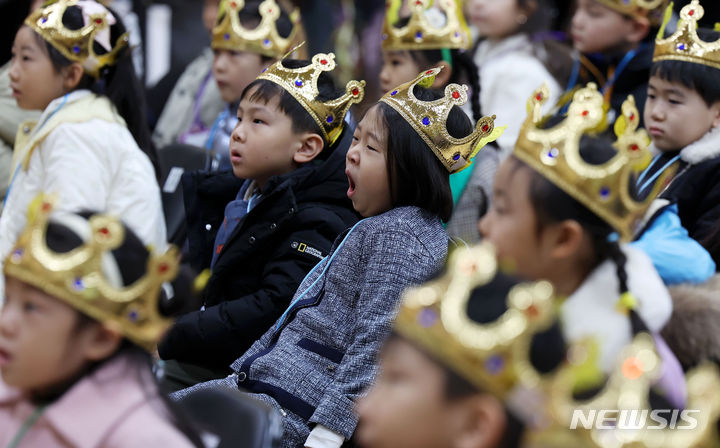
left=632, top=204, right=715, bottom=286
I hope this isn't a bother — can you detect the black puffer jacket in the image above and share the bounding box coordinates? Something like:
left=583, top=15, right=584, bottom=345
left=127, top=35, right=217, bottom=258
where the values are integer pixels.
left=159, top=128, right=359, bottom=369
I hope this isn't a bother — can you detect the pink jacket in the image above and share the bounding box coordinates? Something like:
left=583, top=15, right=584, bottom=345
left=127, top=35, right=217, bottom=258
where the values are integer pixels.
left=0, top=355, right=195, bottom=448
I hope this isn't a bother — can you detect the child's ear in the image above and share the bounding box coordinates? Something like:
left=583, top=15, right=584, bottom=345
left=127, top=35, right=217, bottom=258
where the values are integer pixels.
left=546, top=219, right=586, bottom=261
left=710, top=101, right=720, bottom=129
left=626, top=17, right=650, bottom=44
left=292, top=132, right=325, bottom=164
left=519, top=0, right=538, bottom=19
left=61, top=62, right=85, bottom=92
left=453, top=394, right=507, bottom=448
left=82, top=323, right=124, bottom=362
left=432, top=61, right=453, bottom=88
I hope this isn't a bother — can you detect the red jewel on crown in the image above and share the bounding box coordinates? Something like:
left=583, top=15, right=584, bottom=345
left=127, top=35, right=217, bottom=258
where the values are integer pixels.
left=352, top=88, right=359, bottom=96
left=451, top=91, right=460, bottom=99
left=99, top=227, right=110, bottom=236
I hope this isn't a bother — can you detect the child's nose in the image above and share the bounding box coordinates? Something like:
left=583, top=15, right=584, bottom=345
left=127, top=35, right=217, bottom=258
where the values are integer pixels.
left=346, top=145, right=360, bottom=164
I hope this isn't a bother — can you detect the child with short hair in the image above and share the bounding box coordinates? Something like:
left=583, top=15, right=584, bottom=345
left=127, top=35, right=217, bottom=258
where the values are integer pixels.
left=639, top=1, right=720, bottom=266
left=205, top=0, right=302, bottom=169
left=174, top=68, right=500, bottom=447
left=564, top=0, right=668, bottom=124
left=158, top=53, right=363, bottom=389
left=2, top=0, right=165, bottom=297
left=380, top=0, right=503, bottom=243
left=0, top=198, right=201, bottom=447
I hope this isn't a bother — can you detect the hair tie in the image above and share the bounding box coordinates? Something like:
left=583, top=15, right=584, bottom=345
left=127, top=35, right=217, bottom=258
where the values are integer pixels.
left=615, top=291, right=638, bottom=315
left=606, top=231, right=620, bottom=243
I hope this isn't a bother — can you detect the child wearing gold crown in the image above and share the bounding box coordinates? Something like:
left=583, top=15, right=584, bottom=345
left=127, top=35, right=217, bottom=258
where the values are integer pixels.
left=0, top=198, right=202, bottom=447
left=478, top=84, right=689, bottom=406
left=639, top=0, right=720, bottom=267
left=203, top=0, right=303, bottom=169
left=157, top=53, right=361, bottom=390
left=356, top=244, right=720, bottom=448
left=172, top=69, right=500, bottom=447
left=563, top=0, right=668, bottom=125
left=379, top=0, right=502, bottom=244
left=2, top=0, right=166, bottom=298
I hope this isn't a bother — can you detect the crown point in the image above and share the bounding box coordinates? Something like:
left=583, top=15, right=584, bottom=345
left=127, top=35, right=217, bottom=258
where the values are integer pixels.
left=452, top=91, right=460, bottom=99
left=422, top=117, right=431, bottom=126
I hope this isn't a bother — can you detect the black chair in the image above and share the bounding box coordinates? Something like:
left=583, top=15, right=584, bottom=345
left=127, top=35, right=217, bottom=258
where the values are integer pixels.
left=179, top=387, right=283, bottom=448
left=157, top=143, right=215, bottom=246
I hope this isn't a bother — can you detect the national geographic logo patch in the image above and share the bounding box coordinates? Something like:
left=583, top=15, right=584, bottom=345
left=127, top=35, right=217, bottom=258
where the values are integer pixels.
left=291, top=241, right=324, bottom=261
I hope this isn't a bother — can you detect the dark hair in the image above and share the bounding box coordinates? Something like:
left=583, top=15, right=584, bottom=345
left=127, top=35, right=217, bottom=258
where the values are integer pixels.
left=219, top=0, right=294, bottom=63
left=508, top=136, right=648, bottom=334
left=650, top=29, right=720, bottom=106
left=41, top=215, right=203, bottom=447
left=240, top=58, right=346, bottom=155
left=33, top=5, right=158, bottom=178
left=377, top=86, right=457, bottom=221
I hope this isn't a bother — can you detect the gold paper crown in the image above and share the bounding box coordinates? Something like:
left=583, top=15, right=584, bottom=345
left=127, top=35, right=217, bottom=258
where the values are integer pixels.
left=211, top=0, right=301, bottom=58
left=379, top=68, right=502, bottom=173
left=593, top=0, right=669, bottom=25
left=3, top=196, right=178, bottom=352
left=513, top=83, right=674, bottom=241
left=394, top=243, right=558, bottom=399
left=25, top=0, right=129, bottom=79
left=381, top=0, right=472, bottom=50
left=540, top=333, right=720, bottom=447
left=257, top=52, right=366, bottom=145
left=654, top=1, right=720, bottom=70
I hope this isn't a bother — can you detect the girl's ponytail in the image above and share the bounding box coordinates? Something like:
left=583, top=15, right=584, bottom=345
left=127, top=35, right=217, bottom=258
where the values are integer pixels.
left=450, top=49, right=482, bottom=123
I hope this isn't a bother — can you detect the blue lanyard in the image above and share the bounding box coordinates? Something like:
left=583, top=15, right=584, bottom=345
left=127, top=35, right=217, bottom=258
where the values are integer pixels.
left=273, top=218, right=367, bottom=330
left=3, top=94, right=69, bottom=206
left=635, top=153, right=682, bottom=195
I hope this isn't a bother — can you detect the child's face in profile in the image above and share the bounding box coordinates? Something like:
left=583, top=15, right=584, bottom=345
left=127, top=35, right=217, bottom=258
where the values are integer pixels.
left=0, top=277, right=101, bottom=394
left=379, top=51, right=421, bottom=94
left=355, top=337, right=472, bottom=448
left=479, top=158, right=557, bottom=282
left=9, top=26, right=69, bottom=111
left=229, top=87, right=308, bottom=186
left=645, top=75, right=720, bottom=151
left=570, top=0, right=640, bottom=54
left=346, top=106, right=393, bottom=217
left=467, top=0, right=526, bottom=39
left=213, top=49, right=272, bottom=103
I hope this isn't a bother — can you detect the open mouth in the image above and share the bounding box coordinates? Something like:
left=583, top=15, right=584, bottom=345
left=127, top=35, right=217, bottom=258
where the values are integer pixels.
left=0, top=347, right=13, bottom=367
left=346, top=170, right=356, bottom=198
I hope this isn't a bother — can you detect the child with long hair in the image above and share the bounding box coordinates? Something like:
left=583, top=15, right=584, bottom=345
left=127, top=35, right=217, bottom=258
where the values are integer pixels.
left=2, top=0, right=166, bottom=297
left=0, top=198, right=202, bottom=447
left=479, top=83, right=676, bottom=377
left=380, top=0, right=504, bottom=243
left=174, top=69, right=500, bottom=447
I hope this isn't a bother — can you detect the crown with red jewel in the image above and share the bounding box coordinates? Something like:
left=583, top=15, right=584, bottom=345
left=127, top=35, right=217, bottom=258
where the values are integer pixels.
left=257, top=52, right=366, bottom=145
left=514, top=83, right=673, bottom=241
left=382, top=0, right=472, bottom=50
left=25, top=0, right=129, bottom=79
left=3, top=195, right=178, bottom=352
left=654, top=0, right=720, bottom=70
left=380, top=67, right=502, bottom=173
left=211, top=0, right=302, bottom=58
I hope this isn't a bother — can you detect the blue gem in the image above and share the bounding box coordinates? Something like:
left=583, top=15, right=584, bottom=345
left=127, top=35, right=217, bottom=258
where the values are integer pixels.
left=454, top=31, right=460, bottom=38
left=224, top=33, right=230, bottom=41
left=72, top=278, right=84, bottom=291
left=418, top=308, right=438, bottom=328
left=600, top=187, right=611, bottom=199
left=415, top=31, right=423, bottom=39
left=453, top=152, right=461, bottom=161
left=263, top=38, right=271, bottom=47
left=390, top=90, right=398, bottom=96
left=128, top=310, right=139, bottom=322
left=486, top=355, right=505, bottom=374
left=381, top=33, right=388, bottom=41
left=12, top=249, right=23, bottom=258
left=677, top=44, right=686, bottom=51
left=548, top=148, right=559, bottom=159
left=262, top=68, right=267, bottom=73
left=72, top=46, right=80, bottom=54
left=422, top=117, right=431, bottom=126
left=41, top=17, right=48, bottom=24
left=326, top=115, right=334, bottom=124
left=295, top=79, right=303, bottom=87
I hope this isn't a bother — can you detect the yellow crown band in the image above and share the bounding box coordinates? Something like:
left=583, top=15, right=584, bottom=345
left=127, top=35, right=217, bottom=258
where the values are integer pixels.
left=381, top=0, right=472, bottom=50
left=654, top=1, right=720, bottom=70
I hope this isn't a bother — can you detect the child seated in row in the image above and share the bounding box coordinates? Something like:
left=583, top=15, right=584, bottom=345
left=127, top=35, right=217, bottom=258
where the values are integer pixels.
left=158, top=52, right=362, bottom=389
left=0, top=199, right=200, bottom=446
left=173, top=68, right=501, bottom=447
